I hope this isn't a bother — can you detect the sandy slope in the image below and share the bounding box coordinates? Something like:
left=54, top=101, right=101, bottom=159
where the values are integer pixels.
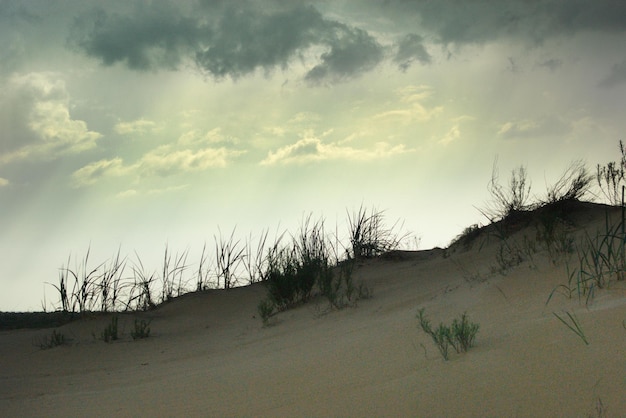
left=2, top=203, right=626, bottom=417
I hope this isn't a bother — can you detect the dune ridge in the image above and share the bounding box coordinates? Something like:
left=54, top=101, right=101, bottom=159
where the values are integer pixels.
left=1, top=201, right=626, bottom=417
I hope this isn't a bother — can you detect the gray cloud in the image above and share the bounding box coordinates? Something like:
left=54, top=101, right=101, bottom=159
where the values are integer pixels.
left=69, top=2, right=386, bottom=83
left=195, top=4, right=326, bottom=78
left=393, top=33, right=431, bottom=71
left=69, top=3, right=203, bottom=71
left=304, top=25, right=384, bottom=84
left=371, top=0, right=626, bottom=45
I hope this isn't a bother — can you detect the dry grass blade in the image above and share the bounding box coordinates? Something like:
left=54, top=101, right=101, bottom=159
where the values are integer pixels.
left=553, top=311, right=589, bottom=345
left=214, top=227, right=246, bottom=289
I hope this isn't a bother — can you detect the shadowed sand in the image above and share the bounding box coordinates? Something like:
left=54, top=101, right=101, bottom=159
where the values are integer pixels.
left=1, top=202, right=626, bottom=417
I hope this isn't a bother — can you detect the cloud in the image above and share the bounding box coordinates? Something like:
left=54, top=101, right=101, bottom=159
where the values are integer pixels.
left=72, top=157, right=126, bottom=186
left=72, top=127, right=244, bottom=186
left=260, top=135, right=409, bottom=165
left=0, top=177, right=9, bottom=187
left=177, top=128, right=237, bottom=147
left=497, top=115, right=570, bottom=139
left=374, top=85, right=443, bottom=123
left=69, top=3, right=202, bottom=71
left=116, top=189, right=137, bottom=199
left=194, top=4, right=327, bottom=79
left=369, top=0, right=626, bottom=45
left=137, top=145, right=239, bottom=177
left=304, top=25, right=384, bottom=84
left=114, top=118, right=160, bottom=135
left=393, top=33, right=431, bottom=70
left=0, top=72, right=101, bottom=165
left=69, top=2, right=385, bottom=84
left=599, top=58, right=626, bottom=87
left=439, top=125, right=461, bottom=145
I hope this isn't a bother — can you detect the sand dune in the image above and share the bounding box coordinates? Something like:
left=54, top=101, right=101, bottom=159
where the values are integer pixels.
left=2, top=202, right=626, bottom=417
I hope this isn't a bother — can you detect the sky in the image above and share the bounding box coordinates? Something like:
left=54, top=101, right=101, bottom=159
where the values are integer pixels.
left=1, top=0, right=626, bottom=311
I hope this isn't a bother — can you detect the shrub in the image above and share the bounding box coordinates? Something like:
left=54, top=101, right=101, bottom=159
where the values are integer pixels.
left=417, top=308, right=480, bottom=360
left=544, top=160, right=592, bottom=204
left=264, top=247, right=302, bottom=309
left=347, top=205, right=410, bottom=259
left=450, top=313, right=480, bottom=352
left=480, top=160, right=533, bottom=223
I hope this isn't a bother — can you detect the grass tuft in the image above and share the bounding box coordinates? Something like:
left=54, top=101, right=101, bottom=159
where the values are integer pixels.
left=417, top=308, right=479, bottom=360
left=38, top=329, right=66, bottom=350
left=101, top=316, right=119, bottom=343
left=131, top=318, right=151, bottom=340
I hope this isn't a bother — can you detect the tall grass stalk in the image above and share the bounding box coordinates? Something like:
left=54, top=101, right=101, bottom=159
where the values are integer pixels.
left=214, top=227, right=246, bottom=290
left=160, top=245, right=189, bottom=302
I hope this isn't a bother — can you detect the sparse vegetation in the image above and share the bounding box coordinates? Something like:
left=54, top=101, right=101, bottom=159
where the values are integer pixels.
left=131, top=318, right=151, bottom=340
left=548, top=210, right=626, bottom=306
left=257, top=299, right=275, bottom=326
left=544, top=160, right=592, bottom=204
left=480, top=160, right=533, bottom=223
left=347, top=205, right=411, bottom=259
left=38, top=329, right=66, bottom=349
left=100, top=316, right=119, bottom=343
left=596, top=140, right=626, bottom=205
left=449, top=223, right=483, bottom=250
left=41, top=205, right=397, bottom=318
left=256, top=213, right=375, bottom=322
left=417, top=308, right=479, bottom=360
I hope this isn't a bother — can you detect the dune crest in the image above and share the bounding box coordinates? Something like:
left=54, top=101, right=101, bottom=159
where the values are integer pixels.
left=1, top=201, right=626, bottom=417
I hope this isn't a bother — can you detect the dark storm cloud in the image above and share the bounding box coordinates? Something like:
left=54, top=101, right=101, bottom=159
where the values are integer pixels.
left=69, top=1, right=385, bottom=83
left=372, top=0, right=626, bottom=44
left=69, top=2, right=203, bottom=71
left=304, top=26, right=383, bottom=84
left=393, top=33, right=431, bottom=71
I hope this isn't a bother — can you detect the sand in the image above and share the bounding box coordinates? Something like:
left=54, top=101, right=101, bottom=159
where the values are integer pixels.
left=2, top=202, right=626, bottom=417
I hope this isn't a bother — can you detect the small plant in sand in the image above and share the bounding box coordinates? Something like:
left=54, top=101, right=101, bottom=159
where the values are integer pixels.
left=131, top=318, right=151, bottom=340
left=417, top=308, right=480, bottom=360
left=101, top=315, right=119, bottom=343
left=38, top=329, right=66, bottom=350
left=548, top=211, right=626, bottom=306
left=257, top=298, right=275, bottom=326
left=322, top=260, right=371, bottom=310
left=553, top=311, right=589, bottom=345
